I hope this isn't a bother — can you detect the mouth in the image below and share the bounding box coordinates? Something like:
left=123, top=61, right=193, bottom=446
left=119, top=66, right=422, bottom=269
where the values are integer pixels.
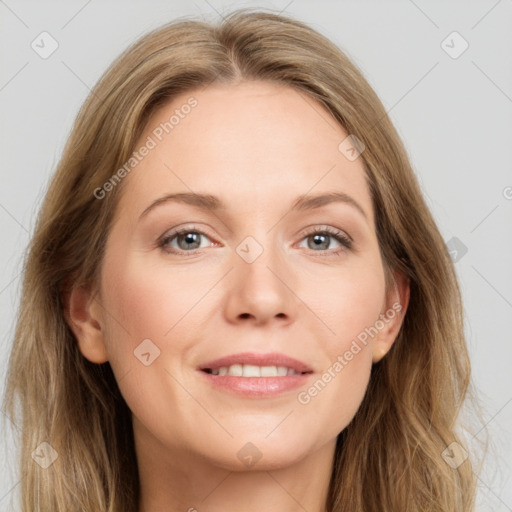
left=198, top=351, right=313, bottom=375
left=201, top=365, right=310, bottom=377
left=197, top=352, right=314, bottom=398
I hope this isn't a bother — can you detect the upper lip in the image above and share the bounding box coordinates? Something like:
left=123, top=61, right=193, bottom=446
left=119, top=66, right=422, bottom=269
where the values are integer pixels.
left=198, top=352, right=313, bottom=373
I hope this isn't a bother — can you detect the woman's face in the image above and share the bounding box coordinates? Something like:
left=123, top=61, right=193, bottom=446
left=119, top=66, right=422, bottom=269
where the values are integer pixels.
left=77, top=80, right=408, bottom=470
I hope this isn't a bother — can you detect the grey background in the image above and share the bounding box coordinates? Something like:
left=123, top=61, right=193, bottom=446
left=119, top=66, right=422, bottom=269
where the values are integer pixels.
left=1, top=0, right=511, bottom=510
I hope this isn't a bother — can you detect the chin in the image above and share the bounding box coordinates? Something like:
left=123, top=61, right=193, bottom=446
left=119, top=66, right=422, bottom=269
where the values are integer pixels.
left=194, top=431, right=316, bottom=472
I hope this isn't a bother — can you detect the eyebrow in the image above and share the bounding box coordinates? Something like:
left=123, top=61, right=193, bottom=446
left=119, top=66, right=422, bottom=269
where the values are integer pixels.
left=139, top=191, right=368, bottom=222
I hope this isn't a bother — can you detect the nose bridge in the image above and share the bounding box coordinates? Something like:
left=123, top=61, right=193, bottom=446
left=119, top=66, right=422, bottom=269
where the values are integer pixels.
left=235, top=227, right=283, bottom=284
left=231, top=205, right=279, bottom=264
left=235, top=209, right=291, bottom=272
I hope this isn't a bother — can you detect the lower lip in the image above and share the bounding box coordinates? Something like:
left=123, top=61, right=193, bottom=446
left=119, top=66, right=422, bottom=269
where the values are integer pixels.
left=198, top=371, right=313, bottom=398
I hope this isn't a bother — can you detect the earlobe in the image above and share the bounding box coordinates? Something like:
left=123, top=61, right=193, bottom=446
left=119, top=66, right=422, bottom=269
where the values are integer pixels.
left=372, top=269, right=410, bottom=363
left=63, top=282, right=109, bottom=364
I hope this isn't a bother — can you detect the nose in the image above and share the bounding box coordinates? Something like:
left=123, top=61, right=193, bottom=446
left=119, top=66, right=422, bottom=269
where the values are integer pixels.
left=223, top=236, right=297, bottom=327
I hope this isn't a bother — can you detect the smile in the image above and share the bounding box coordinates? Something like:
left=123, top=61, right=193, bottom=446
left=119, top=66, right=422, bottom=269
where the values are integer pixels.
left=202, top=364, right=307, bottom=377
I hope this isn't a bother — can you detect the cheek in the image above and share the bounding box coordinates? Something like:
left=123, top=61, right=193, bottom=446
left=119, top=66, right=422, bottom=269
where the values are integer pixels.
left=98, top=254, right=205, bottom=431
left=98, top=249, right=221, bottom=400
left=299, top=350, right=373, bottom=445
left=300, top=252, right=386, bottom=349
left=294, top=256, right=384, bottom=431
left=298, top=293, right=377, bottom=440
left=101, top=253, right=204, bottom=346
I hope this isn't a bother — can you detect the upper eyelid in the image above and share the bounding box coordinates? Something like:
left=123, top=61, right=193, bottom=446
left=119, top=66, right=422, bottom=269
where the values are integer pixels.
left=161, top=224, right=348, bottom=238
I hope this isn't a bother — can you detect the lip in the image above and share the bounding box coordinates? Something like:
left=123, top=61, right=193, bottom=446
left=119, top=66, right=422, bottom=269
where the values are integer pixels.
left=197, top=352, right=314, bottom=398
left=198, top=351, right=313, bottom=373
left=199, top=372, right=313, bottom=398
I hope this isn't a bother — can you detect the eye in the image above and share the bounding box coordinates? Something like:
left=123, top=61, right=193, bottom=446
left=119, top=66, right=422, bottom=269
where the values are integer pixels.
left=159, top=226, right=214, bottom=254
left=158, top=224, right=352, bottom=257
left=296, top=226, right=352, bottom=257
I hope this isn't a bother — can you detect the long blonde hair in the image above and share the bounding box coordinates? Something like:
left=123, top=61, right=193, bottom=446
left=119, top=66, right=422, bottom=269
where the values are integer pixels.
left=2, top=8, right=479, bottom=511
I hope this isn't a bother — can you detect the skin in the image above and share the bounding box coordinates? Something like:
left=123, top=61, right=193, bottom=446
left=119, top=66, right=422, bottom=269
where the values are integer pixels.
left=67, top=80, right=410, bottom=512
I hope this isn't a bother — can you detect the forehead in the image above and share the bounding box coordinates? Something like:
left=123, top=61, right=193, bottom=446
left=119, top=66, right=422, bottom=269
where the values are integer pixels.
left=116, top=80, right=373, bottom=225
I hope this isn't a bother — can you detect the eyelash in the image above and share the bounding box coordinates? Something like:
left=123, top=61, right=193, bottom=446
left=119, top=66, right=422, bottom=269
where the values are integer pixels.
left=158, top=225, right=352, bottom=258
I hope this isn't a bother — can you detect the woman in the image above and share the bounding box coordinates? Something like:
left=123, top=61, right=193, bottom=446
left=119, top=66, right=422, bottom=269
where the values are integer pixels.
left=3, top=8, right=477, bottom=511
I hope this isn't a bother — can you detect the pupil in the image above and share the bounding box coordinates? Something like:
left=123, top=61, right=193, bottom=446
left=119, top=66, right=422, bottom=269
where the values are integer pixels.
left=180, top=232, right=200, bottom=250
left=311, top=234, right=328, bottom=250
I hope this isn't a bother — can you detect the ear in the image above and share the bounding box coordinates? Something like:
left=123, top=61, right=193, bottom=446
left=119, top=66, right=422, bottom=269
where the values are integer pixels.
left=62, top=281, right=109, bottom=364
left=372, top=268, right=410, bottom=363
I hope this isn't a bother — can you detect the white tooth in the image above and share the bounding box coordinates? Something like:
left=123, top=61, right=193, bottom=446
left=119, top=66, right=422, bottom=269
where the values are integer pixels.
left=227, top=364, right=243, bottom=376
left=217, top=364, right=301, bottom=377
left=276, top=366, right=288, bottom=376
left=260, top=366, right=278, bottom=377
left=242, top=364, right=261, bottom=377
